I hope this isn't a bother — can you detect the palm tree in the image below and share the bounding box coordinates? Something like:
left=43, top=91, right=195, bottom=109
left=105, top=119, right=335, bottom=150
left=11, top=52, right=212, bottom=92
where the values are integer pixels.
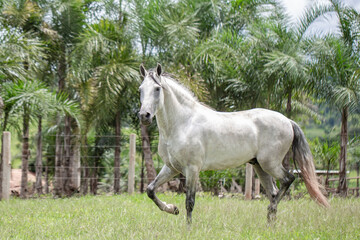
left=192, top=0, right=282, bottom=110
left=0, top=7, right=47, bottom=193
left=69, top=18, right=139, bottom=194
left=40, top=0, right=87, bottom=196
left=4, top=80, right=47, bottom=197
left=257, top=3, right=336, bottom=171
left=3, top=79, right=79, bottom=197
left=310, top=37, right=360, bottom=196
left=309, top=0, right=360, bottom=196
left=1, top=0, right=86, bottom=196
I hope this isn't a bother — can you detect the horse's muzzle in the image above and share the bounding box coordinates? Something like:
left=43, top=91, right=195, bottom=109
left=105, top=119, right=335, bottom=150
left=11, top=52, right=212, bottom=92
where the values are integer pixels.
left=139, top=111, right=152, bottom=126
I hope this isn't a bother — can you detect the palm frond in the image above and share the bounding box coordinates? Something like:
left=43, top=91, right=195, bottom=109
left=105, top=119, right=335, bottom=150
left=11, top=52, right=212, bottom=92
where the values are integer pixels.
left=0, top=29, right=46, bottom=82
left=296, top=3, right=334, bottom=41
left=287, top=99, right=324, bottom=122
left=2, top=0, right=41, bottom=28
left=332, top=85, right=360, bottom=112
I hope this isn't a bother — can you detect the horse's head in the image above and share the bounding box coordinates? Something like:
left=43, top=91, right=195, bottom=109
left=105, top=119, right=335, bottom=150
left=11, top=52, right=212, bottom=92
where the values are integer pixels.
left=138, top=63, right=164, bottom=126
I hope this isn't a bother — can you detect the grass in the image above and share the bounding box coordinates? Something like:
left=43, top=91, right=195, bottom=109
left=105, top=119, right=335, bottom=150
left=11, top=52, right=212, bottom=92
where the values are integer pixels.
left=0, top=194, right=359, bottom=239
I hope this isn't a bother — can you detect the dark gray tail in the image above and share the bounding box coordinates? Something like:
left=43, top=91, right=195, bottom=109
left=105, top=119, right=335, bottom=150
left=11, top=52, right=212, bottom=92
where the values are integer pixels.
left=291, top=120, right=330, bottom=208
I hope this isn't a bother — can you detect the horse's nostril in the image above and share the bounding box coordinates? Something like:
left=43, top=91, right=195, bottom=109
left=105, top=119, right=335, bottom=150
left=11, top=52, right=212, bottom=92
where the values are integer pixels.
left=145, top=112, right=151, bottom=118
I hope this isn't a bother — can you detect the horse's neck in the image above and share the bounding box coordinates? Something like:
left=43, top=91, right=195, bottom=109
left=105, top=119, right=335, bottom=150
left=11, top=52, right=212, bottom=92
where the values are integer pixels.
left=156, top=79, right=196, bottom=138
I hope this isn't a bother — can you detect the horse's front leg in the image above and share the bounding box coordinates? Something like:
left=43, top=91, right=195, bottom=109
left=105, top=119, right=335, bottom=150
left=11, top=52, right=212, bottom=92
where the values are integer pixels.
left=184, top=166, right=199, bottom=225
left=147, top=165, right=179, bottom=215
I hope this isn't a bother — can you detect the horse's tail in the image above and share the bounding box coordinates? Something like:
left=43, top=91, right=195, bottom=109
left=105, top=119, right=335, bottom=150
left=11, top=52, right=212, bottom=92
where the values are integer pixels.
left=291, top=120, right=330, bottom=208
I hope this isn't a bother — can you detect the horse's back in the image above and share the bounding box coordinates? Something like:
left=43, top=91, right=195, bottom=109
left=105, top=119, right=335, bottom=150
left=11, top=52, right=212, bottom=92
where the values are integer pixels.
left=198, top=108, right=293, bottom=170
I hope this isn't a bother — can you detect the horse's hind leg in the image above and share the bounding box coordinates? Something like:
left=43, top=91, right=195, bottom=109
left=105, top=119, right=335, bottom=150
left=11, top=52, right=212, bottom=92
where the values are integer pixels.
left=253, top=161, right=295, bottom=223
left=147, top=165, right=179, bottom=215
left=252, top=162, right=279, bottom=222
left=268, top=168, right=295, bottom=222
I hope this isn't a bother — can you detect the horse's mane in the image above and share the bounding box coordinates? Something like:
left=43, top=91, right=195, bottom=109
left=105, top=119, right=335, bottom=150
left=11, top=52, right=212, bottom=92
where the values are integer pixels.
left=148, top=69, right=199, bottom=104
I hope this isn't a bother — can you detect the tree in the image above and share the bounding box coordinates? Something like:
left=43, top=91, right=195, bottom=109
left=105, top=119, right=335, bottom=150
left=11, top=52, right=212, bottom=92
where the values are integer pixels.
left=4, top=80, right=48, bottom=197
left=0, top=2, right=47, bottom=194
left=69, top=17, right=138, bottom=194
left=41, top=0, right=87, bottom=196
left=309, top=0, right=360, bottom=196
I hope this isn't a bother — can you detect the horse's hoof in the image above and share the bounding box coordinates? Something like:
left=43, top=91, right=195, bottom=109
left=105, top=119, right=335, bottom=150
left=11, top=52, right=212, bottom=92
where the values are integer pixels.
left=267, top=211, right=277, bottom=225
left=173, top=206, right=179, bottom=215
left=164, top=204, right=179, bottom=215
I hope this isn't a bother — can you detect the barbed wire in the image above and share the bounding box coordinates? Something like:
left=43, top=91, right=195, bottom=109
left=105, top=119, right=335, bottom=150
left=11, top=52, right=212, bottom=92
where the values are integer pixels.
left=43, top=134, right=160, bottom=139
left=37, top=176, right=234, bottom=181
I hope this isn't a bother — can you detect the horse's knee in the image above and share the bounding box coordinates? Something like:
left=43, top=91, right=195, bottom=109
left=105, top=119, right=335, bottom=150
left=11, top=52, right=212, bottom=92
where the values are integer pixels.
left=146, top=184, right=155, bottom=199
left=281, top=172, right=295, bottom=188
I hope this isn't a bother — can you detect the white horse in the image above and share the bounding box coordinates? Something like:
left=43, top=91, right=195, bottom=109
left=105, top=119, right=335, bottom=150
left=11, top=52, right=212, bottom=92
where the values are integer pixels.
left=138, top=64, right=329, bottom=224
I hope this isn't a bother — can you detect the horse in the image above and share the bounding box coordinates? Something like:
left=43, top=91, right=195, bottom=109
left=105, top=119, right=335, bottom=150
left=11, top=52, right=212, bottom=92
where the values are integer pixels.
left=138, top=63, right=329, bottom=224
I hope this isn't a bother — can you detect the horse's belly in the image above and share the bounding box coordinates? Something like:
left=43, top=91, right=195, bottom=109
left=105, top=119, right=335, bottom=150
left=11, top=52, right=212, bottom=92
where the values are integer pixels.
left=201, top=141, right=256, bottom=170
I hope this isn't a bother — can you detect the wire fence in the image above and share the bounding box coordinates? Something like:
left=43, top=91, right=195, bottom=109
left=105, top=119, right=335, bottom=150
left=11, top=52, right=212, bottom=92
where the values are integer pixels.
left=2, top=132, right=360, bottom=198
left=2, top=132, right=251, bottom=198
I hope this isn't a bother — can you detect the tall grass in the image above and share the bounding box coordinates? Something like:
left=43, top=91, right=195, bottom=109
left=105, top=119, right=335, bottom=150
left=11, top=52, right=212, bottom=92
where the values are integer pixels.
left=0, top=194, right=359, bottom=239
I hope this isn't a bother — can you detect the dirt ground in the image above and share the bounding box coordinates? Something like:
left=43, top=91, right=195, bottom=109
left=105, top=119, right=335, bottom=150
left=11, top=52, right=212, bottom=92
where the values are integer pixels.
left=10, top=169, right=38, bottom=195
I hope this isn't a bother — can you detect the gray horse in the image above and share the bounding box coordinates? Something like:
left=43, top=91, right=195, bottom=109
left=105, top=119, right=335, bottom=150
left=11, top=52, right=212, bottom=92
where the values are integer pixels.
left=138, top=64, right=329, bottom=224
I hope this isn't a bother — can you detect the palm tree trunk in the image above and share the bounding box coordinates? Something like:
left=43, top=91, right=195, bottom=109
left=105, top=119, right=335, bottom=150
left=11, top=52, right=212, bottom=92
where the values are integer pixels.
left=90, top=163, right=98, bottom=195
left=54, top=119, right=63, bottom=197
left=58, top=48, right=66, bottom=92
left=0, top=96, right=4, bottom=198
left=338, top=106, right=348, bottom=197
left=140, top=153, right=145, bottom=193
left=91, top=135, right=102, bottom=195
left=20, top=106, right=30, bottom=198
left=0, top=96, right=3, bottom=127
left=114, top=111, right=121, bottom=194
left=286, top=89, right=292, bottom=117
left=141, top=124, right=156, bottom=184
left=45, top=155, right=49, bottom=194
left=54, top=45, right=66, bottom=197
left=283, top=89, right=292, bottom=171
left=81, top=134, right=89, bottom=195
left=35, top=116, right=43, bottom=195
left=63, top=115, right=73, bottom=195
left=356, top=162, right=359, bottom=197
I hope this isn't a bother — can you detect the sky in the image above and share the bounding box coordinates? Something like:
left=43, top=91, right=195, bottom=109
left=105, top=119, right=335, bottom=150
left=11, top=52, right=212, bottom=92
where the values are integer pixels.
left=279, top=0, right=360, bottom=35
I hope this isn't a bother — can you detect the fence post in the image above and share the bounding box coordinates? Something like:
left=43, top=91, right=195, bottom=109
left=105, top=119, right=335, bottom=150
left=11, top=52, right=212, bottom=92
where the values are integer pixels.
left=1, top=132, right=11, bottom=201
left=245, top=163, right=253, bottom=200
left=128, top=134, right=136, bottom=194
left=254, top=178, right=261, bottom=199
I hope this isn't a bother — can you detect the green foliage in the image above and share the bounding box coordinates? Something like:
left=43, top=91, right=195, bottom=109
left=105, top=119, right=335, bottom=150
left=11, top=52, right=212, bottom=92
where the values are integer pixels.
left=2, top=0, right=360, bottom=193
left=199, top=168, right=244, bottom=192
left=0, top=29, right=46, bottom=83
left=308, top=137, right=340, bottom=169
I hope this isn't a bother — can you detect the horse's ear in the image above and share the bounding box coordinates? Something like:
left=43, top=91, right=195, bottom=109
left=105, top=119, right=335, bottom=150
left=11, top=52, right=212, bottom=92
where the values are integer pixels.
left=156, top=63, right=162, bottom=76
left=140, top=64, right=147, bottom=77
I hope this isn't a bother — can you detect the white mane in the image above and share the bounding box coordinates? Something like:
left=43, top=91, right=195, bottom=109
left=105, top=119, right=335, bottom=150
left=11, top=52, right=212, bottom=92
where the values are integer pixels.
left=163, top=75, right=197, bottom=102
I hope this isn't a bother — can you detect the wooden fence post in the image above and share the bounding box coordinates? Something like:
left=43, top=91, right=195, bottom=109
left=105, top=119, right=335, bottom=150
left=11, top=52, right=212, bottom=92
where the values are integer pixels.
left=128, top=134, right=136, bottom=194
left=254, top=178, right=261, bottom=199
left=1, top=132, right=11, bottom=200
left=245, top=163, right=253, bottom=200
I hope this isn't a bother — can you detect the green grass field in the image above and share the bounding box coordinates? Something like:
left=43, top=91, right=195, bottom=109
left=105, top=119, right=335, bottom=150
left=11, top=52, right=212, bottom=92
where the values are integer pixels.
left=0, top=194, right=359, bottom=239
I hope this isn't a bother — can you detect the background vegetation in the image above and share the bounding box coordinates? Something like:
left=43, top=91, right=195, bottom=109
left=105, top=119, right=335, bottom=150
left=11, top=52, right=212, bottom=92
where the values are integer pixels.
left=0, top=0, right=360, bottom=197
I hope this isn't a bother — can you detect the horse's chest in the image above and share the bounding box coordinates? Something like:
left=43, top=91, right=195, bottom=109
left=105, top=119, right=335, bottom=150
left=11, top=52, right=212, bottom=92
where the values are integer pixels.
left=158, top=140, right=196, bottom=172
